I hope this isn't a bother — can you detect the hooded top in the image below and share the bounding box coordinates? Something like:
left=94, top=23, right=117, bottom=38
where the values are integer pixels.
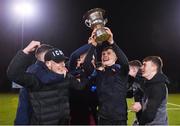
left=139, top=72, right=169, bottom=125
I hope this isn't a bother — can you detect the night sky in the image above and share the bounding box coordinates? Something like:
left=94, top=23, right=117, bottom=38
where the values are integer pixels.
left=0, top=0, right=180, bottom=91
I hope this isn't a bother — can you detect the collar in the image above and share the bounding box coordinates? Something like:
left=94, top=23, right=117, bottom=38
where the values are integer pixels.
left=146, top=72, right=169, bottom=85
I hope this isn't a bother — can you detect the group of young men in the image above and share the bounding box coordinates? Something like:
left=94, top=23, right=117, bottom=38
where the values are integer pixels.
left=7, top=27, right=169, bottom=125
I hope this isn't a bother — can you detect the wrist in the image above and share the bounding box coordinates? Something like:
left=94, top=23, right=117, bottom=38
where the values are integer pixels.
left=23, top=48, right=30, bottom=54
left=108, top=40, right=114, bottom=45
left=90, top=42, right=97, bottom=47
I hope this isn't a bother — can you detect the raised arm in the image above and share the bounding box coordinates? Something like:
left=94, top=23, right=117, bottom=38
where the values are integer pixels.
left=111, top=43, right=129, bottom=75
left=105, top=27, right=129, bottom=75
left=68, top=44, right=91, bottom=71
left=82, top=28, right=99, bottom=76
left=7, top=41, right=42, bottom=90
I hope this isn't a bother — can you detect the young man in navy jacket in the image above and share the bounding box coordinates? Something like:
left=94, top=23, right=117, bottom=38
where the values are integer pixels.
left=83, top=27, right=129, bottom=125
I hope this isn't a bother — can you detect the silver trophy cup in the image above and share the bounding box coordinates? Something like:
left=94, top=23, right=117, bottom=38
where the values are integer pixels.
left=83, top=8, right=110, bottom=44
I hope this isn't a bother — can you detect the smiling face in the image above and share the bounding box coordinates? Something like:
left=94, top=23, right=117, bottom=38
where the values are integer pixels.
left=101, top=48, right=117, bottom=67
left=45, top=60, right=67, bottom=74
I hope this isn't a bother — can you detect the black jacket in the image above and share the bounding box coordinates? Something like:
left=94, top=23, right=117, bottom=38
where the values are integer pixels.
left=83, top=43, right=129, bottom=121
left=126, top=74, right=146, bottom=122
left=139, top=72, right=169, bottom=125
left=7, top=51, right=84, bottom=124
left=127, top=75, right=144, bottom=101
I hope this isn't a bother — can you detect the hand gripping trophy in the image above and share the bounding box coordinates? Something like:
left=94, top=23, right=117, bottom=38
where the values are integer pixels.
left=83, top=8, right=110, bottom=44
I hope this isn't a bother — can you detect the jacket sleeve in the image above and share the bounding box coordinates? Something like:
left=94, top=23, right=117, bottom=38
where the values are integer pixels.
left=7, top=51, right=41, bottom=90
left=83, top=44, right=96, bottom=76
left=68, top=44, right=91, bottom=71
left=111, top=43, right=129, bottom=76
left=126, top=75, right=134, bottom=98
left=68, top=73, right=90, bottom=90
left=126, top=75, right=144, bottom=99
left=139, top=83, right=167, bottom=124
left=133, top=82, right=144, bottom=102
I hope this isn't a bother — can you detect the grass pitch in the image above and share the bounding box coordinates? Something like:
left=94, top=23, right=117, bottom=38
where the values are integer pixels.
left=0, top=93, right=180, bottom=125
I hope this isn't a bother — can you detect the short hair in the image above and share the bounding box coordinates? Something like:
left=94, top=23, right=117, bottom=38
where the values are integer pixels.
left=102, top=46, right=114, bottom=52
left=35, top=44, right=53, bottom=58
left=129, top=60, right=142, bottom=68
left=143, top=56, right=163, bottom=72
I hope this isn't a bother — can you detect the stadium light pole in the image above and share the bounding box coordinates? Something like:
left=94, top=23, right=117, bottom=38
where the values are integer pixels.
left=12, top=1, right=35, bottom=89
left=13, top=0, right=35, bottom=49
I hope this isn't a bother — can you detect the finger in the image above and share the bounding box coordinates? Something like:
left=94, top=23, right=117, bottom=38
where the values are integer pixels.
left=88, top=37, right=92, bottom=41
left=91, top=32, right=96, bottom=38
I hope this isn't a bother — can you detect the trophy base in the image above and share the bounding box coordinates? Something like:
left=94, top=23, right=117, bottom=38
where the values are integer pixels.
left=96, top=33, right=110, bottom=44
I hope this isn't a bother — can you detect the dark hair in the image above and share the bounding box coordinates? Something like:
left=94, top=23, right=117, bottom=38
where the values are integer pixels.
left=143, top=56, right=163, bottom=72
left=129, top=60, right=142, bottom=68
left=102, top=46, right=115, bottom=53
left=35, top=44, right=53, bottom=58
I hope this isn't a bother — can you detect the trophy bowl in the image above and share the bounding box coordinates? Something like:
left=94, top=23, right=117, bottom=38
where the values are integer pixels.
left=83, top=8, right=110, bottom=44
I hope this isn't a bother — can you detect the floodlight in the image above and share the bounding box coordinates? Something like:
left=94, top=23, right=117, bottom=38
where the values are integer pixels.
left=14, top=1, right=34, bottom=17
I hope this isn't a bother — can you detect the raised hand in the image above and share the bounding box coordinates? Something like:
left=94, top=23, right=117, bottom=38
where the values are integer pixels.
left=104, top=27, right=114, bottom=44
left=88, top=28, right=97, bottom=46
left=23, top=40, right=41, bottom=54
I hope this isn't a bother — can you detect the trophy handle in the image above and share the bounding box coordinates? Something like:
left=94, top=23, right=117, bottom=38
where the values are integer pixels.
left=104, top=18, right=108, bottom=25
left=85, top=19, right=91, bottom=27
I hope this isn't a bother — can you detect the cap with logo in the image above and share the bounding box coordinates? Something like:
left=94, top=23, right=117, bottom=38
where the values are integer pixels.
left=44, top=48, right=69, bottom=63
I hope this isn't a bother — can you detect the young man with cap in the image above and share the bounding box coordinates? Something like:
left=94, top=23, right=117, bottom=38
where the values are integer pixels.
left=7, top=41, right=86, bottom=124
left=130, top=56, right=169, bottom=125
left=14, top=43, right=65, bottom=124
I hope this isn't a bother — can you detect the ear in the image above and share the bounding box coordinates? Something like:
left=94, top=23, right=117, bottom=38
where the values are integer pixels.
left=132, top=67, right=136, bottom=72
left=114, top=54, right=118, bottom=62
left=151, top=62, right=158, bottom=72
left=115, top=56, right=118, bottom=61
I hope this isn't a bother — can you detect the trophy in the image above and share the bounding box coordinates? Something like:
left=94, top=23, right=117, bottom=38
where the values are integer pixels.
left=83, top=8, right=110, bottom=44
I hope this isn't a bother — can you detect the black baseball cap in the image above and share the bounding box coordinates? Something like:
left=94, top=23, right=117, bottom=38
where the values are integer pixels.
left=44, top=48, right=69, bottom=62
